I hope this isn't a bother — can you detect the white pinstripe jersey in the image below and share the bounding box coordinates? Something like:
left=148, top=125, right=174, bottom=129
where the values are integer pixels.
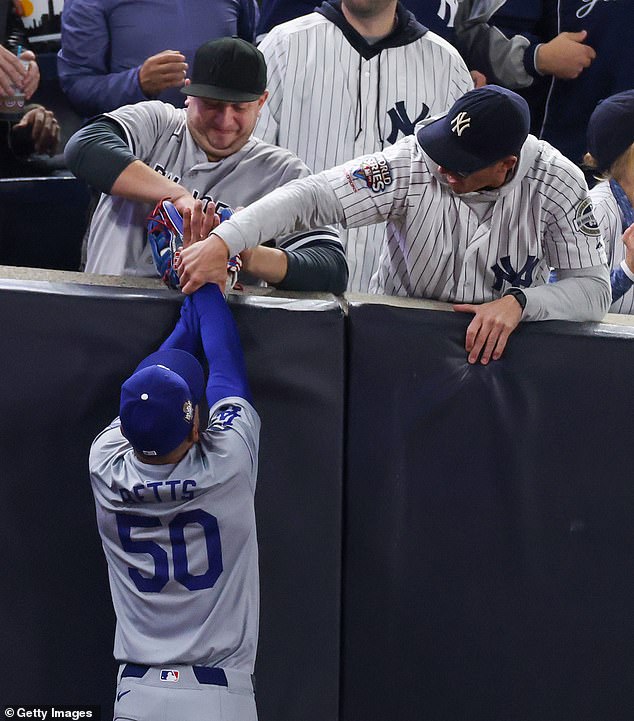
left=590, top=180, right=633, bottom=314
left=85, top=101, right=339, bottom=277
left=255, top=10, right=473, bottom=291
left=319, top=133, right=607, bottom=300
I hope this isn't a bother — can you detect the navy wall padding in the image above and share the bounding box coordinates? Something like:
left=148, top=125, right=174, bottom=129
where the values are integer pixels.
left=0, top=177, right=91, bottom=270
left=342, top=301, right=634, bottom=721
left=0, top=281, right=344, bottom=721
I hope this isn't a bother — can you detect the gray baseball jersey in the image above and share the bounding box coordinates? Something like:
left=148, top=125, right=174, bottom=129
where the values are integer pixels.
left=590, top=180, right=634, bottom=315
left=85, top=100, right=338, bottom=277
left=255, top=8, right=474, bottom=291
left=89, top=396, right=260, bottom=670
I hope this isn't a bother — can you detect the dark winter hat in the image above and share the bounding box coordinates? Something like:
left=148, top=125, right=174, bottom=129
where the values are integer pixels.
left=417, top=85, right=530, bottom=175
left=120, top=349, right=205, bottom=457
left=587, top=89, right=634, bottom=173
left=182, top=37, right=267, bottom=102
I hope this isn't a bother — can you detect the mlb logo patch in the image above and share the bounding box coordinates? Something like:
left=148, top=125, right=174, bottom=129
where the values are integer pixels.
left=160, top=669, right=180, bottom=682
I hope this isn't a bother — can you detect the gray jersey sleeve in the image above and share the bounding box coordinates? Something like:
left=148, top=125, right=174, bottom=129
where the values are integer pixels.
left=454, top=0, right=534, bottom=88
left=523, top=264, right=611, bottom=321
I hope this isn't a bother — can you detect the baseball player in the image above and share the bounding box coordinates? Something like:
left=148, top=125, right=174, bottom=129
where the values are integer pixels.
left=177, top=85, right=611, bottom=364
left=65, top=37, right=347, bottom=294
left=254, top=0, right=474, bottom=292
left=89, top=225, right=260, bottom=720
left=584, top=90, right=634, bottom=314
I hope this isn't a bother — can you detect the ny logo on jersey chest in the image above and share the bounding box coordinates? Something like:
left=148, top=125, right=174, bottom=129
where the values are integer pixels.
left=386, top=101, right=430, bottom=144
left=491, top=255, right=539, bottom=291
left=437, top=0, right=460, bottom=26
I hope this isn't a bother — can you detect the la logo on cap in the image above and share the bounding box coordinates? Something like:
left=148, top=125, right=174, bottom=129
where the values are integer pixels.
left=451, top=111, right=471, bottom=137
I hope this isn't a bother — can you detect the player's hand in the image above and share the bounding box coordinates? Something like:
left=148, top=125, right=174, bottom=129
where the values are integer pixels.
left=453, top=295, right=523, bottom=365
left=180, top=199, right=220, bottom=248
left=0, top=44, right=29, bottom=96
left=536, top=31, right=596, bottom=79
left=622, top=222, right=634, bottom=274
left=13, top=105, right=60, bottom=154
left=177, top=227, right=231, bottom=294
left=139, top=50, right=188, bottom=97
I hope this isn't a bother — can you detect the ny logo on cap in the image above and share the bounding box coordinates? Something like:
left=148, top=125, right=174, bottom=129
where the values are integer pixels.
left=451, top=111, right=471, bottom=136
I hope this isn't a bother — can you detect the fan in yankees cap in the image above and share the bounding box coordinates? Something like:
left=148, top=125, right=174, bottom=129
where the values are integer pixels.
left=416, top=84, right=530, bottom=193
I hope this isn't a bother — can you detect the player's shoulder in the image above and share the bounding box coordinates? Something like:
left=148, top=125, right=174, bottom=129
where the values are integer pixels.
left=106, top=101, right=185, bottom=135
left=528, top=138, right=587, bottom=191
left=89, top=418, right=130, bottom=476
left=245, top=136, right=311, bottom=177
left=418, top=29, right=465, bottom=60
left=589, top=179, right=615, bottom=206
left=258, top=11, right=328, bottom=47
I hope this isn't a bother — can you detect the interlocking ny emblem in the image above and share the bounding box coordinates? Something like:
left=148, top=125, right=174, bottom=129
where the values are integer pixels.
left=386, top=101, right=430, bottom=144
left=451, top=111, right=471, bottom=136
left=491, top=255, right=539, bottom=291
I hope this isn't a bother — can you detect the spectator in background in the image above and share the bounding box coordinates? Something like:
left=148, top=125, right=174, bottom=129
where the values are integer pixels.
left=57, top=0, right=259, bottom=117
left=255, top=0, right=473, bottom=292
left=453, top=0, right=634, bottom=167
left=257, top=0, right=463, bottom=42
left=1, top=3, right=60, bottom=176
left=584, top=90, right=634, bottom=315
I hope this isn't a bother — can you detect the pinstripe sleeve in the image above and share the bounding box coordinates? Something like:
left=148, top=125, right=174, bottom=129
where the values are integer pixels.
left=254, top=27, right=286, bottom=144
left=213, top=173, right=347, bottom=257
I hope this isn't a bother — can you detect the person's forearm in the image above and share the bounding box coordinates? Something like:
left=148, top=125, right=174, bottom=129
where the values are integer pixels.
left=240, top=246, right=288, bottom=285
left=212, top=173, right=345, bottom=257
left=524, top=265, right=611, bottom=322
left=59, top=68, right=145, bottom=117
left=159, top=297, right=202, bottom=358
left=110, top=159, right=189, bottom=204
left=191, top=284, right=251, bottom=406
left=278, top=242, right=349, bottom=294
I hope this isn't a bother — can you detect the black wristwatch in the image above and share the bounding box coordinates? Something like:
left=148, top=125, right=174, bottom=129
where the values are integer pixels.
left=503, top=287, right=527, bottom=311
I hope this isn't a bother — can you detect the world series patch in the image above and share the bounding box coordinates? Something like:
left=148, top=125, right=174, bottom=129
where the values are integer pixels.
left=574, top=198, right=601, bottom=237
left=350, top=154, right=393, bottom=193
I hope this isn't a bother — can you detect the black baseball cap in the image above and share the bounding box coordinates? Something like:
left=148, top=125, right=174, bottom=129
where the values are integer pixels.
left=586, top=89, right=634, bottom=173
left=417, top=85, right=530, bottom=175
left=182, top=37, right=267, bottom=102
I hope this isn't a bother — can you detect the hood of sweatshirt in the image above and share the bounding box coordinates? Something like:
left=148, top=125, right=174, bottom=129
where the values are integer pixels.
left=315, top=0, right=427, bottom=60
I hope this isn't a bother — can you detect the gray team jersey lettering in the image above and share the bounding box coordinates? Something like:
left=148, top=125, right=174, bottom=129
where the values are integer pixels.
left=119, top=479, right=197, bottom=503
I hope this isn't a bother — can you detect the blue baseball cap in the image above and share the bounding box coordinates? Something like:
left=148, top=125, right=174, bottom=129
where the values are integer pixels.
left=120, top=349, right=205, bottom=457
left=587, top=89, right=634, bottom=173
left=417, top=85, right=530, bottom=175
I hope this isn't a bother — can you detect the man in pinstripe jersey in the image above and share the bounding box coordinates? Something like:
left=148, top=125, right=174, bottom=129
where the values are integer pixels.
left=254, top=0, right=474, bottom=292
left=177, top=85, right=611, bottom=365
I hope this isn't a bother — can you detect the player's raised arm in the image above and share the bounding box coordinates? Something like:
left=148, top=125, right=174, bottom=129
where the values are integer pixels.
left=191, top=283, right=252, bottom=407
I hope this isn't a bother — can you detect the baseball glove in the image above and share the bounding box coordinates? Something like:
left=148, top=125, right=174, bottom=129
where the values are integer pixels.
left=147, top=199, right=241, bottom=292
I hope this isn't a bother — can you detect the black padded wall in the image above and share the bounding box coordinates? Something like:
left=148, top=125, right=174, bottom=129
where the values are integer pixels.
left=0, top=280, right=344, bottom=721
left=342, top=301, right=634, bottom=721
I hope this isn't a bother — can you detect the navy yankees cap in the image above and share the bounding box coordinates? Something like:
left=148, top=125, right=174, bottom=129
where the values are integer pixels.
left=183, top=37, right=267, bottom=102
left=417, top=85, right=530, bottom=175
left=587, top=89, right=634, bottom=173
left=120, top=349, right=205, bottom=457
